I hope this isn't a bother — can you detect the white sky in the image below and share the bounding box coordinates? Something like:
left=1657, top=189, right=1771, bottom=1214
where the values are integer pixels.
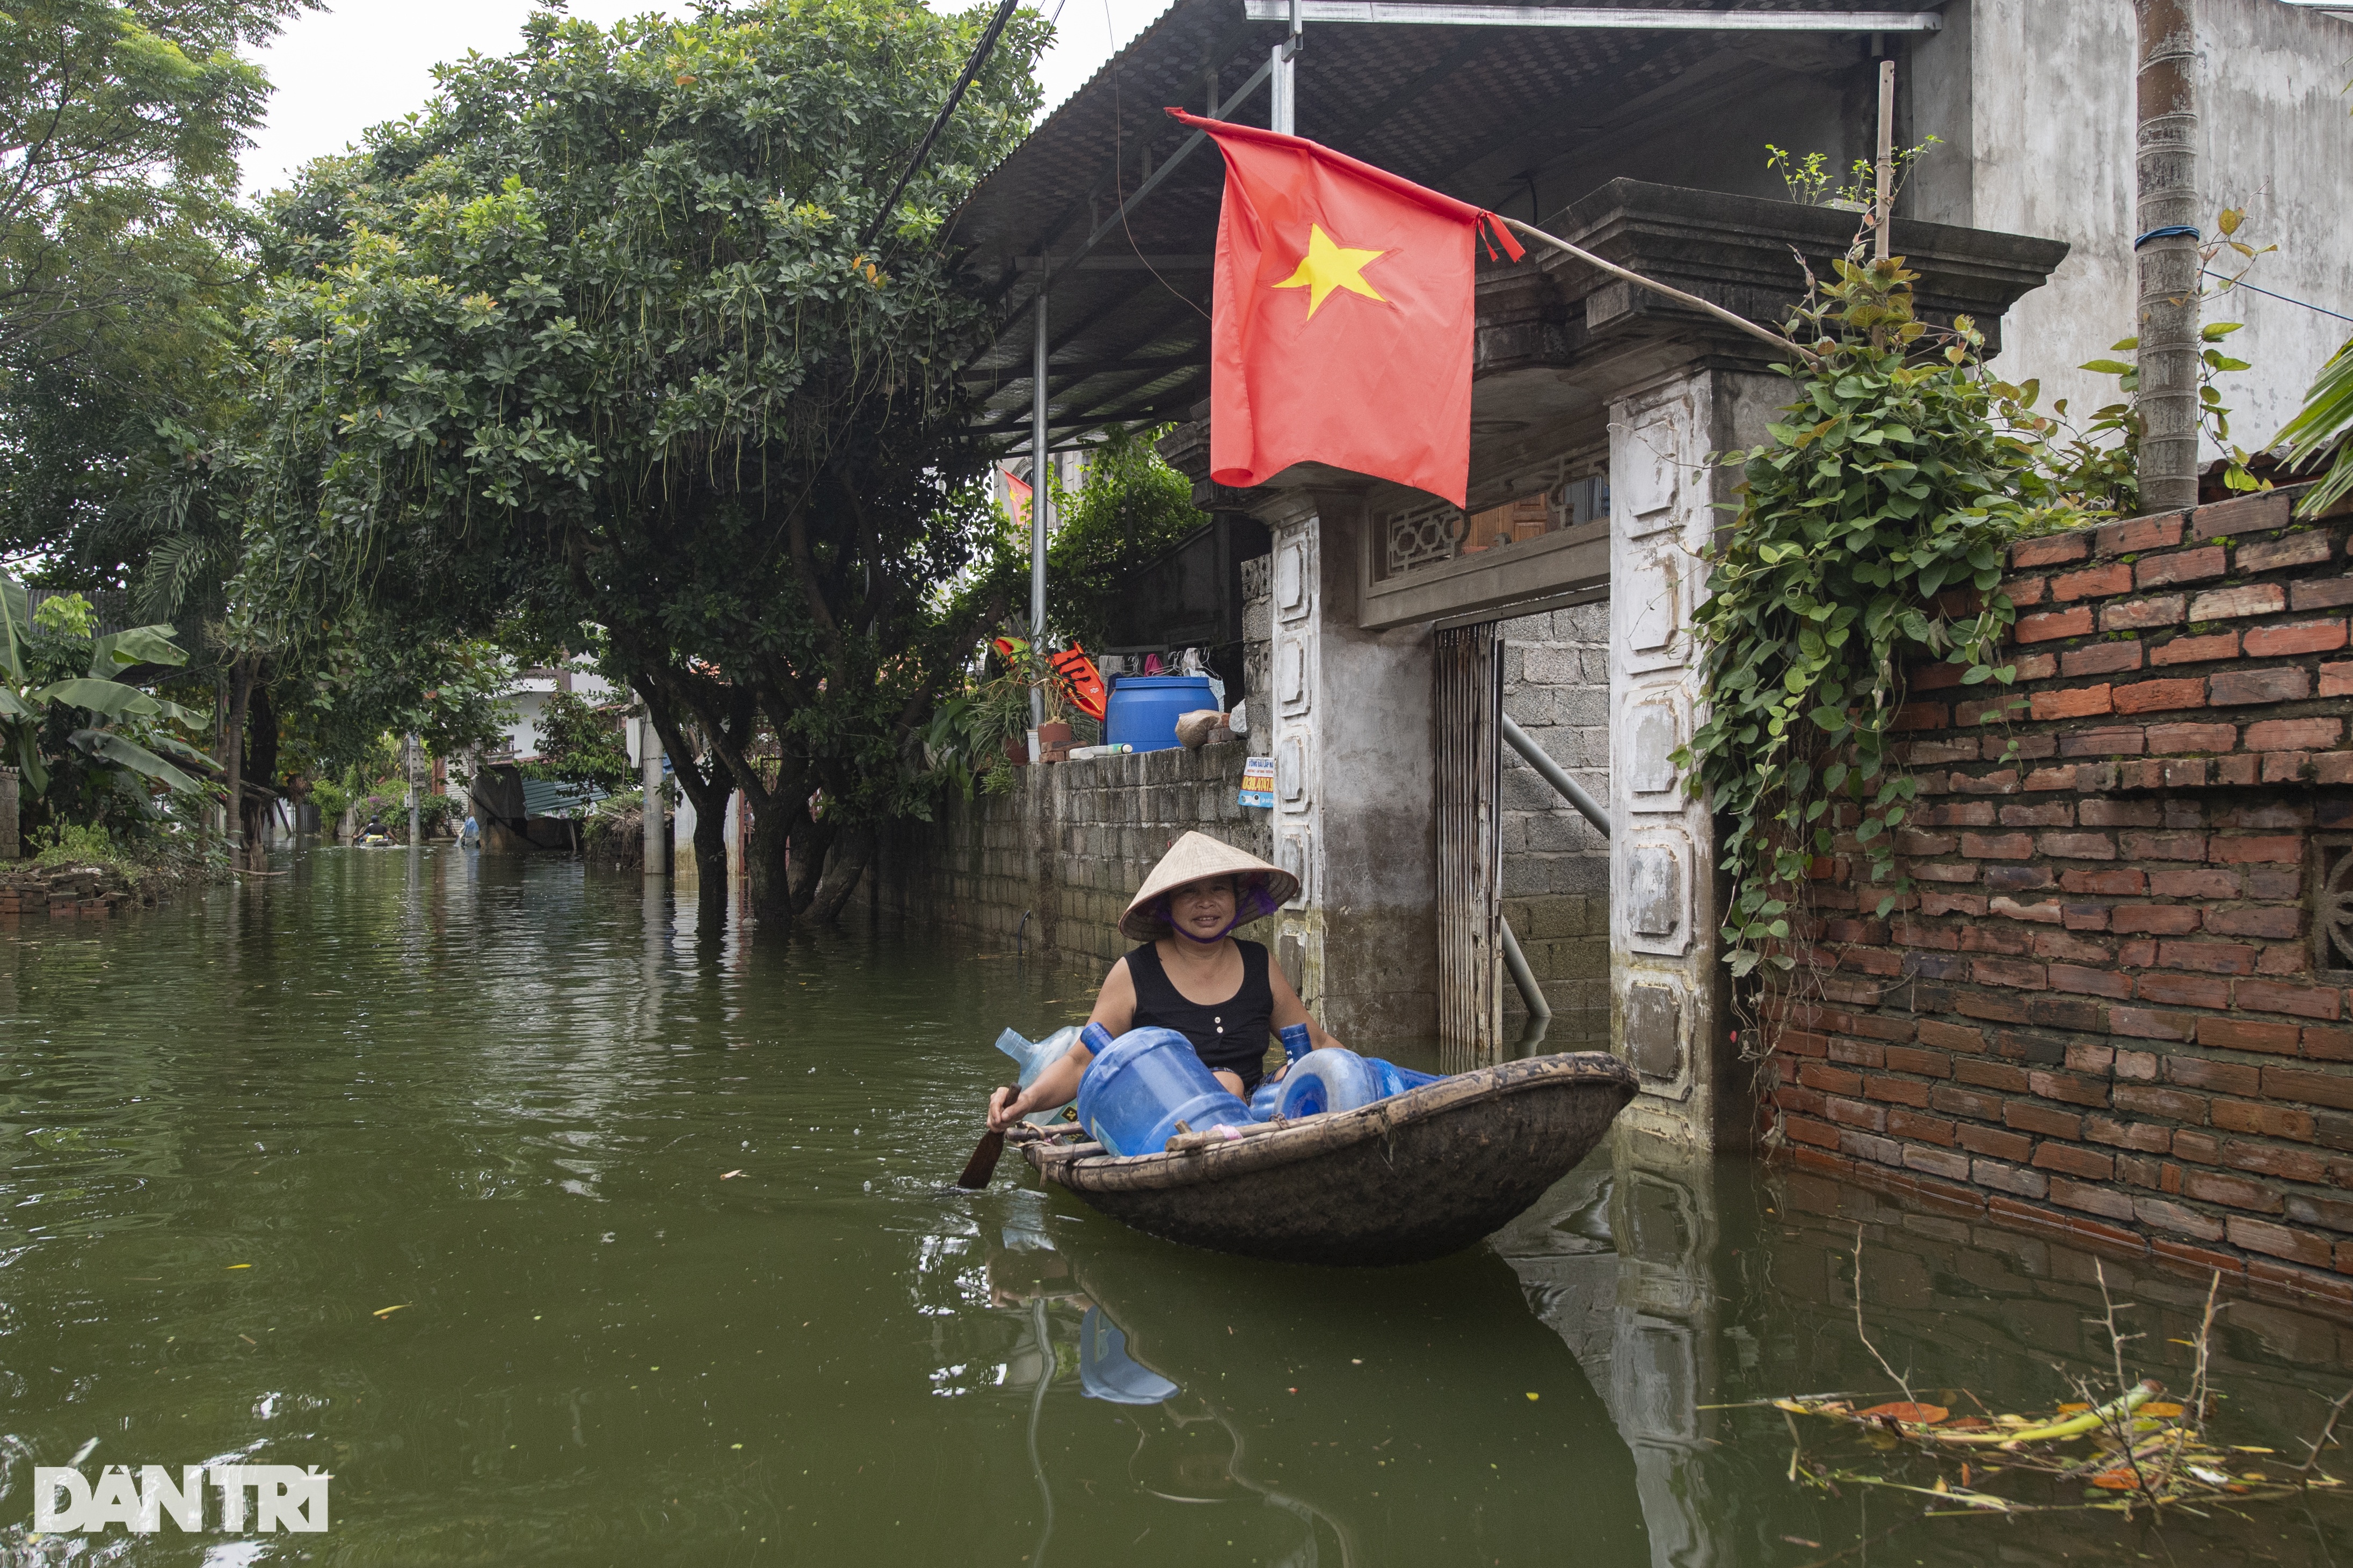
left=241, top=0, right=1172, bottom=198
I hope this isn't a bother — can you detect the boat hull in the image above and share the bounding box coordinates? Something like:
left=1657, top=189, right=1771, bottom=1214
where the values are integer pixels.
left=1025, top=1052, right=1637, bottom=1266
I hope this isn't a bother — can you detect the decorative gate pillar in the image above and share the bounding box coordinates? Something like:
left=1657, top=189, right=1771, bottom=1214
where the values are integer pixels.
left=1609, top=368, right=1780, bottom=1149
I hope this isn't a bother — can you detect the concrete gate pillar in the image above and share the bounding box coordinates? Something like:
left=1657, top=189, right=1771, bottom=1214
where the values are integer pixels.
left=1253, top=488, right=1440, bottom=1047
left=1608, top=367, right=1781, bottom=1149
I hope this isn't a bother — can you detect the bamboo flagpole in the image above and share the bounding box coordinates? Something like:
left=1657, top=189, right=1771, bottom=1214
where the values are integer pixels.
left=1875, top=58, right=1896, bottom=261
left=1494, top=215, right=1823, bottom=369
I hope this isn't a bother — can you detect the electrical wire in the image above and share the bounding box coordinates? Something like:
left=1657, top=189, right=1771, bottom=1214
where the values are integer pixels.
left=2202, top=269, right=2353, bottom=326
left=859, top=0, right=1026, bottom=250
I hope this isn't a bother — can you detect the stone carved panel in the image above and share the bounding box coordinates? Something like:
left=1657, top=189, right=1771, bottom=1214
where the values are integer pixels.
left=1277, top=639, right=1311, bottom=716
left=1277, top=735, right=1308, bottom=809
left=1623, top=832, right=1692, bottom=957
left=1624, top=982, right=1683, bottom=1083
left=1626, top=558, right=1680, bottom=657
left=1619, top=414, right=1681, bottom=537
left=1275, top=538, right=1312, bottom=620
left=1626, top=701, right=1681, bottom=804
left=1276, top=827, right=1313, bottom=907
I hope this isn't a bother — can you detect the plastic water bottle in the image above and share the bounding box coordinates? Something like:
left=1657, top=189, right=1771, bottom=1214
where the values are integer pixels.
left=1081, top=1022, right=1115, bottom=1056
left=1249, top=1024, right=1318, bottom=1120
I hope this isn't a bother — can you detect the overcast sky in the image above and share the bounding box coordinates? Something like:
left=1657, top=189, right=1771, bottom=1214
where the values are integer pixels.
left=241, top=0, right=1172, bottom=198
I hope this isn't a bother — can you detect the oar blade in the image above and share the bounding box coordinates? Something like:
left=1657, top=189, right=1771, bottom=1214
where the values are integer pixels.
left=954, top=1129, right=1008, bottom=1190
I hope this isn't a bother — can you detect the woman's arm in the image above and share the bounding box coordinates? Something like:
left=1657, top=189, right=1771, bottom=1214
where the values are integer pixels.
left=1268, top=962, right=1342, bottom=1053
left=987, top=958, right=1138, bottom=1131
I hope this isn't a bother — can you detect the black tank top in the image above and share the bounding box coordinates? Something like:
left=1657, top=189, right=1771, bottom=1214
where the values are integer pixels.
left=1125, top=939, right=1276, bottom=1090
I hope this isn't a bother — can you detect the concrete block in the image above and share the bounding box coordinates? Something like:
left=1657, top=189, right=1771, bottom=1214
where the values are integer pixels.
left=1502, top=687, right=1558, bottom=726
left=1521, top=645, right=1582, bottom=685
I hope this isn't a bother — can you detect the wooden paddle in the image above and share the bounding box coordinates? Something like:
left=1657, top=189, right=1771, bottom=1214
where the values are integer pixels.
left=954, top=1086, right=1020, bottom=1190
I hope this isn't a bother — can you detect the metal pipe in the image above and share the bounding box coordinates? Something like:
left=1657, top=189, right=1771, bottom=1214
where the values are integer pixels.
left=641, top=714, right=668, bottom=877
left=1239, top=2, right=1941, bottom=28
left=1500, top=915, right=1551, bottom=1023
left=1500, top=713, right=1609, bottom=839
left=1029, top=297, right=1050, bottom=731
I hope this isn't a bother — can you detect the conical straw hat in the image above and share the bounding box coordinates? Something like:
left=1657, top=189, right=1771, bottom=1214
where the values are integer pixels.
left=1119, top=830, right=1298, bottom=943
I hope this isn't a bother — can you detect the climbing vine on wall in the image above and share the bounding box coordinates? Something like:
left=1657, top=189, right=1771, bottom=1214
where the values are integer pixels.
left=1677, top=255, right=2089, bottom=982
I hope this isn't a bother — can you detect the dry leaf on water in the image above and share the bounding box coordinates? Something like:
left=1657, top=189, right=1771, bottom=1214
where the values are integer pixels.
left=1856, top=1402, right=1949, bottom=1425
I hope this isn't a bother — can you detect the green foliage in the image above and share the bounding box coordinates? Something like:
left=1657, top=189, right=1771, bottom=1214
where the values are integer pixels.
left=1766, top=136, right=1941, bottom=211
left=237, top=0, right=1050, bottom=914
left=1680, top=255, right=2085, bottom=980
left=0, top=570, right=215, bottom=837
left=519, top=689, right=634, bottom=792
left=2274, top=333, right=2353, bottom=518
left=1040, top=426, right=1208, bottom=653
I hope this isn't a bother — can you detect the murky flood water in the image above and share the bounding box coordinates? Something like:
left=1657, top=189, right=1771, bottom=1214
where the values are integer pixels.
left=5, top=847, right=2353, bottom=1565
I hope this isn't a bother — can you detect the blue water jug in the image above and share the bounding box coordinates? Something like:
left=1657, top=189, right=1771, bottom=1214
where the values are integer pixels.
left=1103, top=675, right=1216, bottom=753
left=1249, top=1024, right=1316, bottom=1120
left=1077, top=1027, right=1253, bottom=1156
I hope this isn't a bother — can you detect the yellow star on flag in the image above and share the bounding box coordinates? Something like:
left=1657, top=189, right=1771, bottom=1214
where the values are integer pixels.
left=1273, top=224, right=1388, bottom=317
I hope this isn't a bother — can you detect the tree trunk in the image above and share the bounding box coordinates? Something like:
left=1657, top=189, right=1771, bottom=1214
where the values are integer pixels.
left=786, top=809, right=832, bottom=917
left=2134, top=0, right=2200, bottom=510
left=746, top=805, right=795, bottom=918
left=239, top=679, right=279, bottom=871
left=221, top=655, right=253, bottom=858
left=801, top=825, right=875, bottom=925
left=692, top=796, right=729, bottom=923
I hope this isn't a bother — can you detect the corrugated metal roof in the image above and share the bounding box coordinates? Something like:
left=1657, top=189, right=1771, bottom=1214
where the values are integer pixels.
left=951, top=0, right=1944, bottom=446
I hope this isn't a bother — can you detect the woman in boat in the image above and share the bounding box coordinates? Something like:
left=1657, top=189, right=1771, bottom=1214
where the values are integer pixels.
left=986, top=832, right=1343, bottom=1131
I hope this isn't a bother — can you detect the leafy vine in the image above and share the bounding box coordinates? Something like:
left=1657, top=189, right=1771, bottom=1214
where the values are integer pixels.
left=1678, top=254, right=2088, bottom=983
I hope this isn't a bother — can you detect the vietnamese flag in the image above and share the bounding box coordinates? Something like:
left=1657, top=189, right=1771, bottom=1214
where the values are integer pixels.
left=1167, top=109, right=1522, bottom=508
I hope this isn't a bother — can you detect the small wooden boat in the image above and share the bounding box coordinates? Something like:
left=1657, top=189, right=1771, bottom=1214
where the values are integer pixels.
left=1021, top=1052, right=1637, bottom=1266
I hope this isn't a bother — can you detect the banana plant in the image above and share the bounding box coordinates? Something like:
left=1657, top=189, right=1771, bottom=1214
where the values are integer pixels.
left=2276, top=334, right=2353, bottom=520
left=0, top=571, right=211, bottom=798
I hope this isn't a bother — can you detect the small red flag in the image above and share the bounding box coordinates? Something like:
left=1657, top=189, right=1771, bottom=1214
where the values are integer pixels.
left=1167, top=110, right=1521, bottom=508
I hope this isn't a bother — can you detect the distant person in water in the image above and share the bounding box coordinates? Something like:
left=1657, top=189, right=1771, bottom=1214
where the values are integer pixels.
left=986, top=833, right=1342, bottom=1131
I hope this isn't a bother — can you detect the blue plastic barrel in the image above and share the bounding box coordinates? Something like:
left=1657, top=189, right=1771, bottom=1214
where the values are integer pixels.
left=1103, top=675, right=1216, bottom=753
left=1077, top=1027, right=1253, bottom=1156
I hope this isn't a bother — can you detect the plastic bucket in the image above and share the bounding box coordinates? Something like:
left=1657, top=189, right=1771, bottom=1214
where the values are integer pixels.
left=1103, top=675, right=1216, bottom=754
left=1077, top=1026, right=1253, bottom=1156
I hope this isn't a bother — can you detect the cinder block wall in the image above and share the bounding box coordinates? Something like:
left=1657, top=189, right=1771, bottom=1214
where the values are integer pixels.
left=1768, top=487, right=2353, bottom=1308
left=867, top=742, right=1272, bottom=974
left=1499, top=601, right=1613, bottom=1047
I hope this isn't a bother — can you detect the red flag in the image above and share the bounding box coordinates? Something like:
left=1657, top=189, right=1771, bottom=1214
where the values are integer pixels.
left=1000, top=466, right=1033, bottom=529
left=1167, top=110, right=1521, bottom=508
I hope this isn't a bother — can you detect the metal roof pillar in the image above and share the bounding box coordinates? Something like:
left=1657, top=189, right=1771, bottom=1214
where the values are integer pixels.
left=1029, top=291, right=1051, bottom=730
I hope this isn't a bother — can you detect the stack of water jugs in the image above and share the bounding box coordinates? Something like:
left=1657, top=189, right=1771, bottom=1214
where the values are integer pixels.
left=1059, top=1022, right=1440, bottom=1158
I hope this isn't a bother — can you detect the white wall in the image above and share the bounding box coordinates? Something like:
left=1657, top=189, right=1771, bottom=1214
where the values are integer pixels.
left=1915, top=0, right=2353, bottom=462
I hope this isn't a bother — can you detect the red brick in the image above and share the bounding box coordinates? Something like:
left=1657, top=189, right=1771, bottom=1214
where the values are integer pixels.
left=2246, top=717, right=2344, bottom=750
left=2211, top=1099, right=2316, bottom=1140
left=2156, top=939, right=2258, bottom=975
left=2243, top=619, right=2349, bottom=658
left=2196, top=1016, right=2303, bottom=1054
left=2210, top=668, right=2313, bottom=705
left=2187, top=1170, right=2285, bottom=1214
left=2174, top=1128, right=2221, bottom=1162
left=2168, top=1055, right=2262, bottom=1094
left=2239, top=981, right=2344, bottom=1021
left=2321, top=754, right=2353, bottom=784
left=1973, top=957, right=2047, bottom=990
left=1891, top=701, right=1948, bottom=731
left=2306, top=1027, right=2353, bottom=1061
left=1956, top=1056, right=2031, bottom=1092
left=1887, top=1107, right=1958, bottom=1145
left=1916, top=1020, right=1985, bottom=1052
left=2211, top=835, right=2301, bottom=864
left=2136, top=1198, right=2228, bottom=1242
left=2190, top=584, right=2289, bottom=621
left=2109, top=677, right=2205, bottom=714
left=2101, top=513, right=2187, bottom=554
left=2086, top=1114, right=2172, bottom=1152
left=2228, top=1216, right=2332, bottom=1267
left=2135, top=546, right=2226, bottom=589
left=2029, top=1070, right=2110, bottom=1107
left=2057, top=726, right=2146, bottom=757
left=1900, top=1145, right=1973, bottom=1182
left=2109, top=905, right=2201, bottom=935
left=2060, top=642, right=2144, bottom=676
left=2138, top=972, right=2231, bottom=1009
left=1960, top=832, right=2034, bottom=860
left=2011, top=653, right=2058, bottom=682
left=2147, top=867, right=2237, bottom=898
left=1955, top=991, right=2031, bottom=1026
left=1998, top=803, right=2073, bottom=829
left=2145, top=724, right=2235, bottom=754
left=1799, top=1061, right=1865, bottom=1096
left=2049, top=963, right=2131, bottom=998
left=1883, top=1045, right=1953, bottom=1078
left=2029, top=684, right=2116, bottom=721
left=2115, top=1048, right=2160, bottom=1081
left=2052, top=562, right=2134, bottom=600
left=2112, top=1084, right=2207, bottom=1121
left=2101, top=596, right=2186, bottom=632
left=2112, top=1006, right=2198, bottom=1041
left=2325, top=661, right=2353, bottom=698
left=2223, top=1140, right=2328, bottom=1184
left=1826, top=1096, right=1887, bottom=1131
left=1782, top=1114, right=1843, bottom=1150
left=2123, top=832, right=2210, bottom=863
left=2264, top=1067, right=2353, bottom=1113
left=1932, top=1084, right=2005, bottom=1120
left=2005, top=1100, right=2084, bottom=1138
left=2206, top=905, right=2301, bottom=940
left=2153, top=1237, right=2247, bottom=1274
left=2297, top=579, right=2353, bottom=611
left=2031, top=833, right=2109, bottom=862
left=2151, top=631, right=2239, bottom=666
left=2048, top=1176, right=2137, bottom=1222
left=2236, top=532, right=2336, bottom=572
left=2014, top=533, right=2092, bottom=568
left=2189, top=490, right=2290, bottom=541
left=1979, top=1166, right=2054, bottom=1202
left=2033, top=1141, right=2116, bottom=1179
left=2017, top=607, right=2094, bottom=643
left=1864, top=1075, right=1933, bottom=1107
left=1958, top=1123, right=2033, bottom=1161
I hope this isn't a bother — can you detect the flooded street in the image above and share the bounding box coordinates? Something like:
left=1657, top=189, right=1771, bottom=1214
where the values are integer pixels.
left=5, top=847, right=2353, bottom=1565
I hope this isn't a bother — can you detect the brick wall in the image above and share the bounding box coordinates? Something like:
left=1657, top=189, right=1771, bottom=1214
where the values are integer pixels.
left=1499, top=602, right=1612, bottom=1046
left=1767, top=485, right=2353, bottom=1309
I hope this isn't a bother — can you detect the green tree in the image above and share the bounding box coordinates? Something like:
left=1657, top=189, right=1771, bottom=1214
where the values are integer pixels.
left=1040, top=425, right=1208, bottom=655
left=239, top=0, right=1046, bottom=920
